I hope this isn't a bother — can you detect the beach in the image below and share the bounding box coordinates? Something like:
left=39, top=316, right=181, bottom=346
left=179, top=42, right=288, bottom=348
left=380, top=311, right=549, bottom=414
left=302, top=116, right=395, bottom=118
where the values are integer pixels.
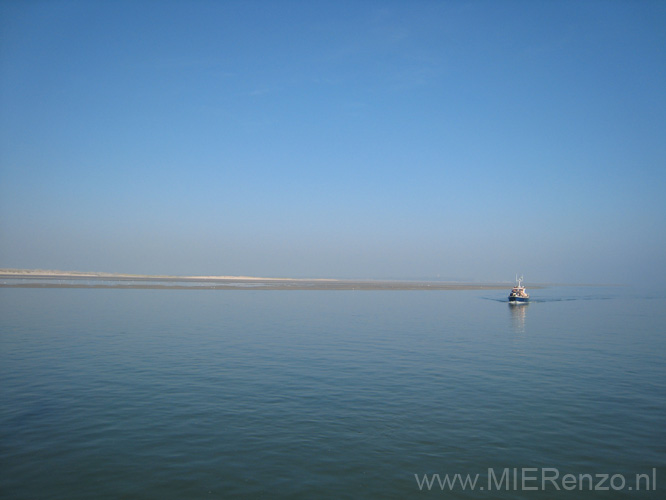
left=0, top=269, right=516, bottom=291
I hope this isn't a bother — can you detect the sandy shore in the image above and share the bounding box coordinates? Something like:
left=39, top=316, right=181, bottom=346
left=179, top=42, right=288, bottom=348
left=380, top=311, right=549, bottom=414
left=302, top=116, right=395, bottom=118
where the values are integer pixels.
left=0, top=269, right=299, bottom=281
left=0, top=269, right=339, bottom=281
left=0, top=269, right=518, bottom=291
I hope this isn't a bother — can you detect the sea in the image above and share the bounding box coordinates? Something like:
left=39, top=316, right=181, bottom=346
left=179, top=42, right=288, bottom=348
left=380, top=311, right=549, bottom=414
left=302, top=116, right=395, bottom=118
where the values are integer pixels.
left=1, top=285, right=664, bottom=499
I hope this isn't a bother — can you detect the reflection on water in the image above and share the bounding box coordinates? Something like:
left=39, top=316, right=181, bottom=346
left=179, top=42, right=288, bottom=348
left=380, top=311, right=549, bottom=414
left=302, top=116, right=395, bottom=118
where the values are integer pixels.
left=509, top=302, right=528, bottom=332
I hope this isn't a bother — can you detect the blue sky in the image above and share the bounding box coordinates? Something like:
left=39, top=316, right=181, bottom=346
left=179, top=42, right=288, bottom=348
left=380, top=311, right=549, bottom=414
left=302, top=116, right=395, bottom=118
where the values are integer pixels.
left=1, top=0, right=665, bottom=283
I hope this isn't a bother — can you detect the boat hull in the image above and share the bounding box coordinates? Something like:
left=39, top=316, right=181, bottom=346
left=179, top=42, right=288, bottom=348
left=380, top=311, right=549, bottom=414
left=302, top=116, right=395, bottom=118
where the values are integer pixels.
left=508, top=296, right=529, bottom=303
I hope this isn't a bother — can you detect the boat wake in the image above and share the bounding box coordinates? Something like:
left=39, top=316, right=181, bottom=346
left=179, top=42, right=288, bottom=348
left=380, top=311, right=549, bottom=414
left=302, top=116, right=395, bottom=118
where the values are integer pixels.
left=483, top=295, right=614, bottom=304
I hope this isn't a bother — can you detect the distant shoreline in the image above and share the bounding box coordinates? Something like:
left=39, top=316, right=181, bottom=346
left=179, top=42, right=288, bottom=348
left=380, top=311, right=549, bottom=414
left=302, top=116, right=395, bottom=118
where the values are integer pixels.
left=0, top=268, right=316, bottom=281
left=0, top=269, right=526, bottom=291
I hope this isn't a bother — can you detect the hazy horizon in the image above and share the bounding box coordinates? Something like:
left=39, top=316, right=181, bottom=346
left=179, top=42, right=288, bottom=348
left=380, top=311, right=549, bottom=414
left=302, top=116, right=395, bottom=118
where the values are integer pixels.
left=2, top=1, right=665, bottom=287
left=0, top=267, right=625, bottom=286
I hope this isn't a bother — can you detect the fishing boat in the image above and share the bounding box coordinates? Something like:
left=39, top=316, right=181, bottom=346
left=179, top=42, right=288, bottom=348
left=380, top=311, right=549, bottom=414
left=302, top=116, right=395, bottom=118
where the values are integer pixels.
left=508, top=275, right=529, bottom=303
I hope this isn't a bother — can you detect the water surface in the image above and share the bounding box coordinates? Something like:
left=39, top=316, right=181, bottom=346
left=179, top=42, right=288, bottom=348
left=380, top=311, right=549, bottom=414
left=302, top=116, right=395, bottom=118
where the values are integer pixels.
left=1, top=286, right=664, bottom=498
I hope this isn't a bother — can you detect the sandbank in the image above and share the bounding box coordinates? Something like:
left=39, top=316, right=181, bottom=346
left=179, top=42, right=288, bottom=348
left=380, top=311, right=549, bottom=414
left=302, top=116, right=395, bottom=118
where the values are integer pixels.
left=0, top=269, right=519, bottom=291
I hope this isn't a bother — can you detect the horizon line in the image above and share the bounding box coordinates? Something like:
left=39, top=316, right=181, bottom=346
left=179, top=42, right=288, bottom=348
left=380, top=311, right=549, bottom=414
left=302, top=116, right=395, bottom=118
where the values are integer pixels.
left=0, top=268, right=622, bottom=287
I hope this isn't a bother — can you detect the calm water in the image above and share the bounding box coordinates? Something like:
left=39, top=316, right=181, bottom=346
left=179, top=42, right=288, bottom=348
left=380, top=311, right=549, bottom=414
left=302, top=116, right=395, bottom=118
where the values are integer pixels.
left=1, top=286, right=665, bottom=499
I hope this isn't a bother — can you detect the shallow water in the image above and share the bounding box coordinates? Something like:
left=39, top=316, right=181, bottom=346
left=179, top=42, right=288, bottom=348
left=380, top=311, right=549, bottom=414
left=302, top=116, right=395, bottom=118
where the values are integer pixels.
left=1, top=286, right=664, bottom=498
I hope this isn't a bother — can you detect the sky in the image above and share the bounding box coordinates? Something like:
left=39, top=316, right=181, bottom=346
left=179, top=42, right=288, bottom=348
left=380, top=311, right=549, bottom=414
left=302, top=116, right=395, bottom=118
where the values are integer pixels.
left=1, top=0, right=665, bottom=284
